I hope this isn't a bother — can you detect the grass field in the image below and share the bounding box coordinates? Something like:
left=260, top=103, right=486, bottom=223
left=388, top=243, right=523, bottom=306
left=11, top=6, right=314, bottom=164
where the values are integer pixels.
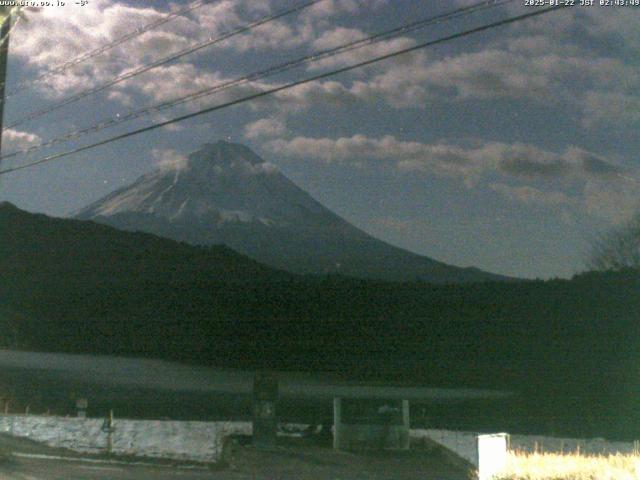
left=497, top=451, right=640, bottom=480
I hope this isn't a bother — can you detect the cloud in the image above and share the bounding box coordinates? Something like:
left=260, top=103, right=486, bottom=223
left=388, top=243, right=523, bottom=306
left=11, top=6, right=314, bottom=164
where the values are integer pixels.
left=272, top=80, right=359, bottom=109
left=301, top=0, right=388, bottom=21
left=3, top=129, right=42, bottom=151
left=7, top=0, right=408, bottom=116
left=127, top=64, right=225, bottom=103
left=11, top=0, right=222, bottom=101
left=245, top=161, right=279, bottom=175
left=403, top=49, right=636, bottom=103
left=266, top=133, right=637, bottom=221
left=490, top=183, right=574, bottom=207
left=153, top=148, right=188, bottom=171
left=267, top=134, right=623, bottom=181
left=489, top=145, right=622, bottom=181
left=308, top=27, right=417, bottom=71
left=10, top=0, right=304, bottom=101
left=10, top=0, right=378, bottom=115
left=582, top=92, right=640, bottom=127
left=10, top=0, right=638, bottom=137
left=244, top=118, right=286, bottom=139
left=11, top=0, right=389, bottom=98
left=13, top=1, right=185, bottom=94
left=583, top=8, right=640, bottom=49
left=285, top=18, right=638, bottom=124
left=312, top=26, right=364, bottom=49
left=293, top=6, right=636, bottom=124
left=266, top=44, right=633, bottom=115
left=224, top=19, right=315, bottom=52
left=583, top=177, right=640, bottom=225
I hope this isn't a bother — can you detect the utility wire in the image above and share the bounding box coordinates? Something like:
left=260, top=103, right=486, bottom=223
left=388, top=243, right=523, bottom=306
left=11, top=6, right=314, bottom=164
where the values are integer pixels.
left=6, top=0, right=324, bottom=130
left=0, top=4, right=571, bottom=177
left=2, top=0, right=214, bottom=98
left=0, top=0, right=513, bottom=162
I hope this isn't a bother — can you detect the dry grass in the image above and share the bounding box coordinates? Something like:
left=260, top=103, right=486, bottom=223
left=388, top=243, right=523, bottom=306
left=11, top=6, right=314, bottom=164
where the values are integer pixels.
left=496, top=451, right=640, bottom=480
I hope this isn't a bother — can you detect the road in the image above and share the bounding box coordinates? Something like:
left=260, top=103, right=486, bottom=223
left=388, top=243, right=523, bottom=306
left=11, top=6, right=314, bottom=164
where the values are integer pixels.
left=0, top=432, right=468, bottom=480
left=1, top=455, right=227, bottom=480
left=0, top=433, right=229, bottom=480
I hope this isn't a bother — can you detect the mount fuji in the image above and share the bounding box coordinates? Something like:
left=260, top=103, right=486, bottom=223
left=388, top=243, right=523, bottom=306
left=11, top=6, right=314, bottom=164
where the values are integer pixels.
left=76, top=141, right=505, bottom=283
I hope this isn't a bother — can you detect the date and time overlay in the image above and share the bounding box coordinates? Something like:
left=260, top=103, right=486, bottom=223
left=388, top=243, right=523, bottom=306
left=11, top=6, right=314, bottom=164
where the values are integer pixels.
left=524, top=0, right=639, bottom=6
left=0, top=0, right=638, bottom=9
left=1, top=0, right=639, bottom=8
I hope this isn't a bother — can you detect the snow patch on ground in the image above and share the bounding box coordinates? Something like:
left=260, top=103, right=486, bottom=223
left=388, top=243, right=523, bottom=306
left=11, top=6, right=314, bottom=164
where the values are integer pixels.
left=2, top=415, right=633, bottom=467
left=0, top=415, right=251, bottom=463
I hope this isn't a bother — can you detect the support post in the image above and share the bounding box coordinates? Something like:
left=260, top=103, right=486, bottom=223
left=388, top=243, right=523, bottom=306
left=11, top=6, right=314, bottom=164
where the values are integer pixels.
left=333, top=397, right=342, bottom=450
left=101, top=409, right=115, bottom=455
left=252, top=372, right=278, bottom=449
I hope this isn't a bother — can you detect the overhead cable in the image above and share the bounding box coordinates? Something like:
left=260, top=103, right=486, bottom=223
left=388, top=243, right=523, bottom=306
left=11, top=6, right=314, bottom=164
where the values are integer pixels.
left=5, top=0, right=324, bottom=129
left=0, top=0, right=513, bottom=161
left=0, top=4, right=572, bottom=177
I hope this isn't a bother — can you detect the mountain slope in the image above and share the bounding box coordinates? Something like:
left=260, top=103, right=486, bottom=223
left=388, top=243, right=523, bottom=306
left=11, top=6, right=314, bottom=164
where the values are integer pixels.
left=0, top=200, right=290, bottom=287
left=77, top=141, right=506, bottom=283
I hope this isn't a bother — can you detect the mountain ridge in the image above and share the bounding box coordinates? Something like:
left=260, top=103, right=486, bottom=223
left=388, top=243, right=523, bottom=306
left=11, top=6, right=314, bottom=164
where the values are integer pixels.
left=77, top=140, right=508, bottom=283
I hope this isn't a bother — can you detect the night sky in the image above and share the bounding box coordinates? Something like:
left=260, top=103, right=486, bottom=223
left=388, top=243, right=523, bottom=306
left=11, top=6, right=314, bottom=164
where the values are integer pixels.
left=0, top=0, right=637, bottom=279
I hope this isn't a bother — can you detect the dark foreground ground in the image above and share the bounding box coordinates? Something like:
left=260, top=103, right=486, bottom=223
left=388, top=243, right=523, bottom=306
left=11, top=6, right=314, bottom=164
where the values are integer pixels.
left=0, top=433, right=469, bottom=480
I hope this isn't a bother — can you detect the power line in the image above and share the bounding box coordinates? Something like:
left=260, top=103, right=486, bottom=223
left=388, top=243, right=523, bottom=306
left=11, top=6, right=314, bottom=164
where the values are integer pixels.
left=6, top=0, right=324, bottom=130
left=2, top=0, right=214, bottom=98
left=0, top=4, right=571, bottom=177
left=0, top=0, right=513, bottom=162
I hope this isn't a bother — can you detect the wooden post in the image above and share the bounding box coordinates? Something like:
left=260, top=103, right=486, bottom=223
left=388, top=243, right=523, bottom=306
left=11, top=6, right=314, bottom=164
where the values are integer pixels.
left=333, top=397, right=342, bottom=450
left=102, top=409, right=115, bottom=455
left=108, top=409, right=114, bottom=454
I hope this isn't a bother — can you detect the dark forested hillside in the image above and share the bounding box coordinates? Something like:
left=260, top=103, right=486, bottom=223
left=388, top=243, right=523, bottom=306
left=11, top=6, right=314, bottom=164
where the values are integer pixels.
left=2, top=202, right=640, bottom=438
left=1, top=201, right=292, bottom=284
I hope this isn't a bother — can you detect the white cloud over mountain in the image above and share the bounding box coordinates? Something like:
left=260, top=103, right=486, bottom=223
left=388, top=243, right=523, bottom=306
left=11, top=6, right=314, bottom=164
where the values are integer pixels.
left=266, top=133, right=637, bottom=222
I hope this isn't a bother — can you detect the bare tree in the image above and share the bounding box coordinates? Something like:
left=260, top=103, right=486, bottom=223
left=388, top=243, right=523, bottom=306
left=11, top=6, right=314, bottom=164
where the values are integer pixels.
left=588, top=212, right=640, bottom=271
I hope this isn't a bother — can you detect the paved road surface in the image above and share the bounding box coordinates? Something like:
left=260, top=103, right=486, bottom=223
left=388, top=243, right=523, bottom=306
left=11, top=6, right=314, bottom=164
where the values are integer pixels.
left=0, top=434, right=227, bottom=480
left=0, top=449, right=468, bottom=480
left=2, top=456, right=226, bottom=480
left=0, top=432, right=468, bottom=480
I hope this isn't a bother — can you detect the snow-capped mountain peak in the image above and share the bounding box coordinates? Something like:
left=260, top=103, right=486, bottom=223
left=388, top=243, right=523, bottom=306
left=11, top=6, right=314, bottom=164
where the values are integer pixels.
left=76, top=141, right=506, bottom=282
left=77, top=141, right=333, bottom=228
